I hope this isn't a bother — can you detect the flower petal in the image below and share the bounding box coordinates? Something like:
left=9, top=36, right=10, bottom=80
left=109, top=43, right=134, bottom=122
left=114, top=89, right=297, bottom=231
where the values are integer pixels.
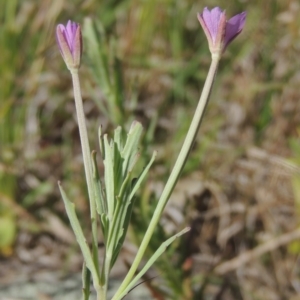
left=202, top=7, right=223, bottom=43
left=65, top=20, right=78, bottom=53
left=224, top=12, right=247, bottom=48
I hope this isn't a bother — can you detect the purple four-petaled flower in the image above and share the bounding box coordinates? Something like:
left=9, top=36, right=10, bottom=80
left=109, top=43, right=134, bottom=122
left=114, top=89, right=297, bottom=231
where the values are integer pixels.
left=198, top=7, right=246, bottom=55
left=56, top=20, right=82, bottom=70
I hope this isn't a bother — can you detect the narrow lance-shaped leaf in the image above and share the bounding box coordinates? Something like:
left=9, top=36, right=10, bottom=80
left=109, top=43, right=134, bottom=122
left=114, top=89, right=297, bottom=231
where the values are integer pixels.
left=111, top=151, right=157, bottom=267
left=58, top=182, right=100, bottom=284
left=103, top=135, right=115, bottom=220
left=106, top=167, right=132, bottom=250
left=98, top=126, right=105, bottom=159
left=114, top=126, right=125, bottom=152
left=110, top=193, right=134, bottom=268
left=129, top=151, right=157, bottom=202
left=81, top=262, right=91, bottom=300
left=113, top=137, right=125, bottom=195
left=114, top=227, right=190, bottom=300
left=121, top=121, right=143, bottom=176
left=107, top=171, right=132, bottom=262
left=92, top=151, right=107, bottom=216
left=100, top=213, right=110, bottom=248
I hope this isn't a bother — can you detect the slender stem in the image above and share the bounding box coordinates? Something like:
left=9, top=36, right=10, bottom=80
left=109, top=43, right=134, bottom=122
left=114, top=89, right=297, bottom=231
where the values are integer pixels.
left=97, top=285, right=106, bottom=300
left=70, top=69, right=100, bottom=286
left=112, top=56, right=220, bottom=300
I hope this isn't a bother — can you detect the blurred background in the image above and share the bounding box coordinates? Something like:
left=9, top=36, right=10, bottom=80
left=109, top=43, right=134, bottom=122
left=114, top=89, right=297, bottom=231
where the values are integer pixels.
left=1, top=0, right=300, bottom=299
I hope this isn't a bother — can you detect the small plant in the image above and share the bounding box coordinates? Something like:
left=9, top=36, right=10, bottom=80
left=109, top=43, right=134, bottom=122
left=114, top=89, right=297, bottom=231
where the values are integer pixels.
left=55, top=7, right=246, bottom=300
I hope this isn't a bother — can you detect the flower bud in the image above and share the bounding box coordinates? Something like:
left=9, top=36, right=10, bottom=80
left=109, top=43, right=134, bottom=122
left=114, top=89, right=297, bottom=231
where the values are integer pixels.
left=56, top=20, right=82, bottom=70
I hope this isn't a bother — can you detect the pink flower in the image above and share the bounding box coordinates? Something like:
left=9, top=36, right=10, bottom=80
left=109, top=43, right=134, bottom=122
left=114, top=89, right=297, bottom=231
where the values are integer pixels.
left=56, top=20, right=82, bottom=70
left=198, top=7, right=246, bottom=55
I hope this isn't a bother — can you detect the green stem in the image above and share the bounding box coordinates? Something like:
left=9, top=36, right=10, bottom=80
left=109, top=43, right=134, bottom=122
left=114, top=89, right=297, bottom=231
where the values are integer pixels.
left=70, top=69, right=100, bottom=286
left=112, top=56, right=220, bottom=300
left=97, top=285, right=107, bottom=300
left=99, top=201, right=122, bottom=299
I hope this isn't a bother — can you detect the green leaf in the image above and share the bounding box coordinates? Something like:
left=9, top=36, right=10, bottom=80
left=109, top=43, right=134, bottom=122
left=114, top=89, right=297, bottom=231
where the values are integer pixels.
left=114, top=126, right=125, bottom=152
left=101, top=213, right=110, bottom=243
left=58, top=182, right=100, bottom=285
left=129, top=151, right=157, bottom=201
left=103, top=135, right=115, bottom=220
left=113, top=137, right=125, bottom=195
left=98, top=126, right=105, bottom=159
left=121, top=121, right=143, bottom=175
left=110, top=151, right=157, bottom=265
left=110, top=196, right=134, bottom=268
left=116, top=227, right=190, bottom=300
left=92, top=151, right=107, bottom=217
left=110, top=151, right=157, bottom=267
left=106, top=171, right=132, bottom=251
left=81, top=262, right=91, bottom=300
